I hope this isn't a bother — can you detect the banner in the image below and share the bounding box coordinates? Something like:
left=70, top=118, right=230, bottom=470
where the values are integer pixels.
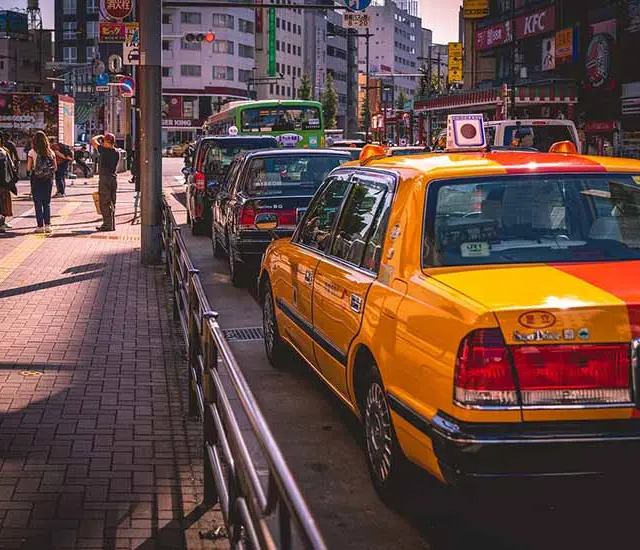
left=515, top=5, right=555, bottom=40
left=268, top=8, right=276, bottom=77
left=585, top=19, right=616, bottom=91
left=541, top=36, right=555, bottom=71
left=555, top=27, right=574, bottom=63
left=463, top=0, right=489, bottom=19
left=475, top=20, right=512, bottom=51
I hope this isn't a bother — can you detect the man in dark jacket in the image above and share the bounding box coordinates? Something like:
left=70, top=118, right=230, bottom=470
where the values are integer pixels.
left=90, top=132, right=120, bottom=231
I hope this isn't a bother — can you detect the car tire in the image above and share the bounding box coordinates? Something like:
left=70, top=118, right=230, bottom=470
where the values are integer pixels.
left=228, top=242, right=245, bottom=287
left=211, top=225, right=224, bottom=258
left=262, top=279, right=287, bottom=368
left=362, top=366, right=408, bottom=503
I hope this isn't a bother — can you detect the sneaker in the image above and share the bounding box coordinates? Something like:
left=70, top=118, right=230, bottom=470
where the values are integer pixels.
left=35, top=227, right=44, bottom=234
left=0, top=222, right=11, bottom=230
left=44, top=225, right=52, bottom=234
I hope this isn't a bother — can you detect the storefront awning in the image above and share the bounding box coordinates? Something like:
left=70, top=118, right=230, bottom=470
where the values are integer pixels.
left=414, top=85, right=578, bottom=113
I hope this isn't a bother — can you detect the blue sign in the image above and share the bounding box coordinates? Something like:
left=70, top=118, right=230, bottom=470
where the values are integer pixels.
left=344, top=0, right=371, bottom=12
left=95, top=72, right=109, bottom=86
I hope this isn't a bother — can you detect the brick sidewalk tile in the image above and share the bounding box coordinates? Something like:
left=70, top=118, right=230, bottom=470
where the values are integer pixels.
left=0, top=174, right=227, bottom=549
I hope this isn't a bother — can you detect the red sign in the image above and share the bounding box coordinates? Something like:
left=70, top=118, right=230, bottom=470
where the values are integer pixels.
left=584, top=121, right=616, bottom=133
left=102, top=0, right=133, bottom=20
left=99, top=22, right=126, bottom=42
left=585, top=19, right=616, bottom=91
left=515, top=6, right=556, bottom=39
left=255, top=0, right=263, bottom=33
left=475, top=20, right=513, bottom=51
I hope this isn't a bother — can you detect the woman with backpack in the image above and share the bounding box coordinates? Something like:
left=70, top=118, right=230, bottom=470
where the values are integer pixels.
left=26, top=131, right=57, bottom=234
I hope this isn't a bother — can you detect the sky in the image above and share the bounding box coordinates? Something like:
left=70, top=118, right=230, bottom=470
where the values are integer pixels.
left=0, top=0, right=462, bottom=44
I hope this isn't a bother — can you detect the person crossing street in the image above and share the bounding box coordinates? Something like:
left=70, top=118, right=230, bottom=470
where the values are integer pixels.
left=90, top=132, right=120, bottom=232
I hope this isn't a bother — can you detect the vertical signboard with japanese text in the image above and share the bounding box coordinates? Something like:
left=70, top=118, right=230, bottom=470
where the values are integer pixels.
left=268, top=8, right=276, bottom=77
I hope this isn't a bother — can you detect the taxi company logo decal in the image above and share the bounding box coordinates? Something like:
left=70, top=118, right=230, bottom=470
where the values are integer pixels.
left=513, top=327, right=590, bottom=342
left=518, top=310, right=556, bottom=329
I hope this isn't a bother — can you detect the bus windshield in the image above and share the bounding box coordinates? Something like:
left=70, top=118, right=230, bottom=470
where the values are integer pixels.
left=241, top=106, right=322, bottom=132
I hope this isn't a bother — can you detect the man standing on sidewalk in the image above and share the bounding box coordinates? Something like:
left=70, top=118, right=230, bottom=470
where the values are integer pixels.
left=52, top=142, right=73, bottom=197
left=90, top=132, right=120, bottom=232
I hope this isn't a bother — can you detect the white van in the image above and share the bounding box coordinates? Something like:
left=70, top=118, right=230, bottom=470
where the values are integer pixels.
left=484, top=119, right=581, bottom=153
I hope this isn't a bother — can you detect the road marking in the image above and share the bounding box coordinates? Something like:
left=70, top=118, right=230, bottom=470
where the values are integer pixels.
left=0, top=201, right=81, bottom=286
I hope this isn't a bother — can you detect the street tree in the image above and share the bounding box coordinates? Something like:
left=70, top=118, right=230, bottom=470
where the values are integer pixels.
left=417, top=67, right=428, bottom=97
left=298, top=73, right=312, bottom=100
left=322, top=72, right=338, bottom=129
left=396, top=91, right=408, bottom=111
left=359, top=94, right=371, bottom=132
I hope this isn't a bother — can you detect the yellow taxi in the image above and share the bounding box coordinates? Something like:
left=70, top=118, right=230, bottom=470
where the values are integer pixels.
left=257, top=114, right=640, bottom=498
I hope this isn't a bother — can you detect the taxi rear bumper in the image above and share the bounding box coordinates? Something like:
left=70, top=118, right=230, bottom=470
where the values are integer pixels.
left=388, top=395, right=640, bottom=486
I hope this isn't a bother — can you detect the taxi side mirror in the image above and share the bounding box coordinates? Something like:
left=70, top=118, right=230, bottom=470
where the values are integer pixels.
left=255, top=212, right=278, bottom=231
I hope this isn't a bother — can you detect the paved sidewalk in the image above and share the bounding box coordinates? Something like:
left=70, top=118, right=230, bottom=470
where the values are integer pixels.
left=0, top=174, right=224, bottom=549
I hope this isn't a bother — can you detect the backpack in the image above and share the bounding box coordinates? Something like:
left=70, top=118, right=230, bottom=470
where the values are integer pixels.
left=59, top=143, right=73, bottom=158
left=33, top=153, right=55, bottom=180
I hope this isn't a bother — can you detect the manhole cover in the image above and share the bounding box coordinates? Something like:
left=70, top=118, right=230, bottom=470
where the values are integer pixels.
left=21, top=370, right=44, bottom=377
left=222, top=327, right=264, bottom=342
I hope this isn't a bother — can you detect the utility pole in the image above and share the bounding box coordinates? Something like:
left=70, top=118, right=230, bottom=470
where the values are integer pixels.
left=365, top=29, right=370, bottom=142
left=139, top=0, right=163, bottom=264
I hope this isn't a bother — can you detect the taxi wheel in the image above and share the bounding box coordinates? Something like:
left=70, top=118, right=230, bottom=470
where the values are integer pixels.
left=363, top=368, right=407, bottom=501
left=262, top=280, right=287, bottom=367
left=228, top=245, right=245, bottom=287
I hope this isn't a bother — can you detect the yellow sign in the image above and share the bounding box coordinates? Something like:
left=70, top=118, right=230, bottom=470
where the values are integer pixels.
left=555, top=27, right=573, bottom=61
left=463, top=0, right=489, bottom=19
left=448, top=42, right=462, bottom=55
left=448, top=68, right=463, bottom=83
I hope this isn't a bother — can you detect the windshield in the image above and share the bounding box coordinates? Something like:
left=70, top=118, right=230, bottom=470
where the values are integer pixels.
left=244, top=154, right=348, bottom=196
left=198, top=138, right=277, bottom=175
left=424, top=174, right=640, bottom=267
left=503, top=124, right=574, bottom=151
left=241, top=106, right=322, bottom=132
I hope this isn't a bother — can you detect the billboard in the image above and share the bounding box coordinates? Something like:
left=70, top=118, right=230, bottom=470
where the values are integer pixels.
left=585, top=19, right=617, bottom=91
left=0, top=11, right=28, bottom=37
left=463, top=0, right=489, bottom=19
left=475, top=20, right=513, bottom=51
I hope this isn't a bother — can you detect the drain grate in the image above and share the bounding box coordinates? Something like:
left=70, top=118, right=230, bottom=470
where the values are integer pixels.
left=223, top=327, right=264, bottom=342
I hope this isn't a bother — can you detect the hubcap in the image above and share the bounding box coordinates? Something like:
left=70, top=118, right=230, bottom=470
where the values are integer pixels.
left=263, top=292, right=275, bottom=355
left=365, top=382, right=393, bottom=484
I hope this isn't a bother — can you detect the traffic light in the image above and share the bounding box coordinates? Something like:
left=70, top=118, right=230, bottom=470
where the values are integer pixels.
left=184, top=32, right=215, bottom=43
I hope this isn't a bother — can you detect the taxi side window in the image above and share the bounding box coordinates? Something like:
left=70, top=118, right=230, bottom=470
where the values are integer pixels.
left=331, top=180, right=387, bottom=269
left=222, top=160, right=239, bottom=192
left=296, top=175, right=351, bottom=252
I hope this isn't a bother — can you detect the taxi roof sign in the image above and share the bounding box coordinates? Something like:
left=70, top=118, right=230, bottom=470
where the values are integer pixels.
left=446, top=114, right=486, bottom=151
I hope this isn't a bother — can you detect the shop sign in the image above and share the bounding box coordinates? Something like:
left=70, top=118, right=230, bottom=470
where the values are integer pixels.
left=463, top=0, right=489, bottom=19
left=622, top=82, right=640, bottom=116
left=515, top=6, right=555, bottom=39
left=585, top=19, right=616, bottom=91
left=475, top=20, right=513, bottom=51
left=101, top=0, right=133, bottom=20
left=584, top=120, right=617, bottom=133
left=162, top=119, right=203, bottom=127
left=541, top=36, right=555, bottom=71
left=629, top=0, right=640, bottom=34
left=555, top=27, right=574, bottom=63
left=99, top=22, right=126, bottom=42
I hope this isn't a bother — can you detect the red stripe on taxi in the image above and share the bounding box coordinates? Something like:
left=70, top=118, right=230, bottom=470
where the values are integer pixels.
left=488, top=153, right=607, bottom=175
left=551, top=261, right=640, bottom=338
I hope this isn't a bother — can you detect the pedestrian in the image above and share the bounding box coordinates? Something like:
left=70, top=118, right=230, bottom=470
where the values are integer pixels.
left=74, top=144, right=91, bottom=180
left=0, top=134, right=18, bottom=232
left=26, top=131, right=57, bottom=234
left=3, top=133, right=20, bottom=172
left=52, top=141, right=73, bottom=197
left=90, top=132, right=120, bottom=232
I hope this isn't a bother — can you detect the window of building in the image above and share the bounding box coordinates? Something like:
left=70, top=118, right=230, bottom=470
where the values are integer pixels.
left=270, top=83, right=274, bottom=94
left=181, top=12, right=201, bottom=24
left=212, top=40, right=234, bottom=54
left=287, top=43, right=291, bottom=54
left=276, top=40, right=280, bottom=51
left=287, top=65, right=291, bottom=75
left=238, top=19, right=254, bottom=33
left=87, top=0, right=98, bottom=14
left=287, top=21, right=291, bottom=32
left=85, top=46, right=95, bottom=60
left=63, top=22, right=77, bottom=41
left=239, top=69, right=252, bottom=83
left=181, top=64, right=201, bottom=77
left=181, top=38, right=201, bottom=50
left=213, top=66, right=234, bottom=80
left=86, top=21, right=98, bottom=39
left=276, top=84, right=280, bottom=95
left=287, top=86, right=291, bottom=96
left=276, top=17, right=280, bottom=28
left=63, top=0, right=76, bottom=14
left=212, top=14, right=234, bottom=28
left=276, top=62, right=280, bottom=72
left=162, top=13, right=172, bottom=24
left=62, top=47, right=77, bottom=63
left=238, top=44, right=254, bottom=58
left=162, top=67, right=173, bottom=77
left=297, top=66, right=301, bottom=76
left=162, top=40, right=173, bottom=51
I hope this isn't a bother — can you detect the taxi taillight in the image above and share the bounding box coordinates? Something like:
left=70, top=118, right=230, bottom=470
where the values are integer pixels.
left=454, top=330, right=631, bottom=408
left=239, top=206, right=297, bottom=229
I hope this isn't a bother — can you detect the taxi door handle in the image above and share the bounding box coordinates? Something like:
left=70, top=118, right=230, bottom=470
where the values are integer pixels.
left=304, top=270, right=313, bottom=285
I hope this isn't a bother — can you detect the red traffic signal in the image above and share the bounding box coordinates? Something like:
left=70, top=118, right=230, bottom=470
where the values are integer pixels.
left=184, top=32, right=215, bottom=43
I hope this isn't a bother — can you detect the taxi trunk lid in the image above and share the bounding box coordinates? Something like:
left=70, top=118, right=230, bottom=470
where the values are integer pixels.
left=433, top=263, right=640, bottom=418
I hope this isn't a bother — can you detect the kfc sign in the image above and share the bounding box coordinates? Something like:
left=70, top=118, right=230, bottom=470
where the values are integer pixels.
left=476, top=20, right=513, bottom=51
left=515, top=6, right=556, bottom=39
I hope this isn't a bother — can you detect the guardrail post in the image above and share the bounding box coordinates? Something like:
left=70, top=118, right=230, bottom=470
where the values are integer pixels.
left=187, top=269, right=200, bottom=418
left=202, top=310, right=219, bottom=507
left=171, top=228, right=181, bottom=322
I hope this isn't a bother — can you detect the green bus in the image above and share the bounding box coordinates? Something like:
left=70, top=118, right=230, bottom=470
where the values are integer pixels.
left=202, top=99, right=325, bottom=148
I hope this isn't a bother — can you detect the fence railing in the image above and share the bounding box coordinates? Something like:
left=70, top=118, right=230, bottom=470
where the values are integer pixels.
left=161, top=197, right=327, bottom=550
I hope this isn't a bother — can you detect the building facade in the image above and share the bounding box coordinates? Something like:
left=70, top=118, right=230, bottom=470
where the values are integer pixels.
left=161, top=5, right=256, bottom=146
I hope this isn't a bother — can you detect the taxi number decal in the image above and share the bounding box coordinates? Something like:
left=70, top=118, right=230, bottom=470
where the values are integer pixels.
left=460, top=241, right=490, bottom=258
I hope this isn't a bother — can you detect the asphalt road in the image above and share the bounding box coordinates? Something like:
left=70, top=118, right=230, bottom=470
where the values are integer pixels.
left=162, top=157, right=637, bottom=550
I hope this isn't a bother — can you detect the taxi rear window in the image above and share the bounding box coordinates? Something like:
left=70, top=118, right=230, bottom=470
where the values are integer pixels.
left=423, top=174, right=640, bottom=267
left=503, top=124, right=574, bottom=151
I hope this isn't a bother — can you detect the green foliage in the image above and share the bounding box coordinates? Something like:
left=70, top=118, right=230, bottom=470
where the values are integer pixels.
left=359, top=94, right=371, bottom=131
left=298, top=73, right=312, bottom=100
left=322, top=72, right=338, bottom=129
left=396, top=91, right=408, bottom=111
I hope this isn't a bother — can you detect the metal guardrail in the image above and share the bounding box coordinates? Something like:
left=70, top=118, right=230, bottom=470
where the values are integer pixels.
left=161, top=197, right=327, bottom=550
